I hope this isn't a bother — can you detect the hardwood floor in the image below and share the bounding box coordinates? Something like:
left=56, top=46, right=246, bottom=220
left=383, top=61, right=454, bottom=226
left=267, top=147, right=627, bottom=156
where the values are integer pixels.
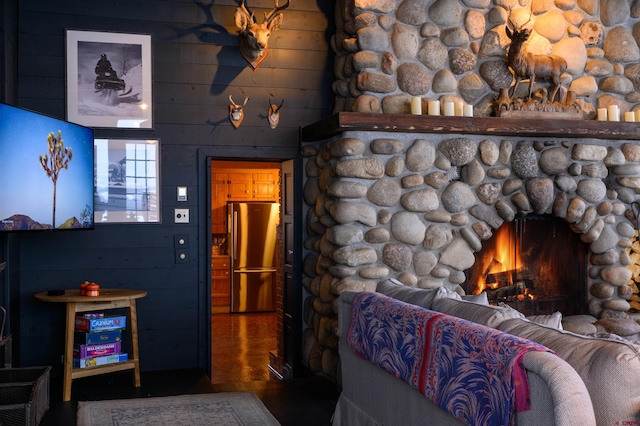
left=39, top=312, right=340, bottom=425
left=211, top=312, right=277, bottom=383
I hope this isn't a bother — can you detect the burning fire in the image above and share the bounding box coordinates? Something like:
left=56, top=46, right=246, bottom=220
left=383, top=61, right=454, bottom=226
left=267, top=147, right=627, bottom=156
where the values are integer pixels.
left=475, top=224, right=522, bottom=294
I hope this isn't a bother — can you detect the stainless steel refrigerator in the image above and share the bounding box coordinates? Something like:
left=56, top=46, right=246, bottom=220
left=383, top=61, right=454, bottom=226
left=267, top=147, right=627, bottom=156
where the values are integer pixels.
left=228, top=202, right=279, bottom=313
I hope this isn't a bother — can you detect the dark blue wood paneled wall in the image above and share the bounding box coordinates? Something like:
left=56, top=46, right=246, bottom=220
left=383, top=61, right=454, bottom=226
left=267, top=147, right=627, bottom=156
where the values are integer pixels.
left=11, top=0, right=333, bottom=375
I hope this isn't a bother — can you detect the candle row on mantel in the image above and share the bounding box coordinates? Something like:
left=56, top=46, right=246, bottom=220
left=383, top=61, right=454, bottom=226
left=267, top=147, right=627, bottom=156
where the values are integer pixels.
left=411, top=97, right=473, bottom=117
left=597, top=105, right=640, bottom=122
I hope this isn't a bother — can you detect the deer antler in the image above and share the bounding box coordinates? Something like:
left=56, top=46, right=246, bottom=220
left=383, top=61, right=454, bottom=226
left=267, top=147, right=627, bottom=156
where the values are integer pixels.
left=238, top=0, right=255, bottom=22
left=229, top=95, right=238, bottom=107
left=269, top=98, right=284, bottom=112
left=265, top=0, right=290, bottom=24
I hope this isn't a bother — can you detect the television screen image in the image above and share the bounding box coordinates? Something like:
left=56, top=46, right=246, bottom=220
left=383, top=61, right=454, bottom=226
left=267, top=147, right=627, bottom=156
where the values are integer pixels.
left=0, top=103, right=95, bottom=232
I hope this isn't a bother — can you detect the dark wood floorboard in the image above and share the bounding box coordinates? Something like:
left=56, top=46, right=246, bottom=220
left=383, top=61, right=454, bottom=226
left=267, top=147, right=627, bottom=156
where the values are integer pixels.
left=38, top=312, right=340, bottom=425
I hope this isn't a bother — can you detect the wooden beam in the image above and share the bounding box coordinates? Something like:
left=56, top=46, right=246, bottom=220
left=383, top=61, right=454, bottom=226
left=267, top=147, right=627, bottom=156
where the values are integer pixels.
left=300, top=112, right=640, bottom=142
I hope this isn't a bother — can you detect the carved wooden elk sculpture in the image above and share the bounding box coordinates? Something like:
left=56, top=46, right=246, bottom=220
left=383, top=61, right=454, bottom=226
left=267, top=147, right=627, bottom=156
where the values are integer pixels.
left=267, top=99, right=284, bottom=129
left=234, top=0, right=290, bottom=69
left=506, top=23, right=567, bottom=102
left=229, top=95, right=249, bottom=128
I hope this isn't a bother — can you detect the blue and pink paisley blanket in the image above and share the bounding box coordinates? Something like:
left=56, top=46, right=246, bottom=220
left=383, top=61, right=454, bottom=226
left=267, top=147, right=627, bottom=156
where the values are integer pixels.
left=346, top=291, right=553, bottom=426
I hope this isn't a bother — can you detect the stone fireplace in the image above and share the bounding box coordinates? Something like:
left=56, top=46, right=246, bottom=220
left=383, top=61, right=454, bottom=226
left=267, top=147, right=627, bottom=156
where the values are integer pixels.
left=298, top=0, right=640, bottom=380
left=466, top=215, right=589, bottom=316
left=299, top=113, right=640, bottom=379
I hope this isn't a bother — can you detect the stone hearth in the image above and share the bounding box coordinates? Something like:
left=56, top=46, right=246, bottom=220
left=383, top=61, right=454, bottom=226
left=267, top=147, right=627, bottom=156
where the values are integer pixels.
left=299, top=113, right=640, bottom=379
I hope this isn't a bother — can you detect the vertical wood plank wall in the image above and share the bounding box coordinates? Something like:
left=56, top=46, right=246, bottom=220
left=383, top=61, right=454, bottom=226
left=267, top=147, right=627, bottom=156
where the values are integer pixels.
left=9, top=0, right=334, bottom=373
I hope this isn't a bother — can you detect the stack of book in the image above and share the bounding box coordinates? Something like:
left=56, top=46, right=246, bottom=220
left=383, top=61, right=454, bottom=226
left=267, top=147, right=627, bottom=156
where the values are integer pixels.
left=73, top=313, right=128, bottom=368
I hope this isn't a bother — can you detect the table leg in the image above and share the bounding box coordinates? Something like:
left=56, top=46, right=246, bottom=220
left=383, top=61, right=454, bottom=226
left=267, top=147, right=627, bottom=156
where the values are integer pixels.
left=129, top=298, right=141, bottom=387
left=63, top=302, right=76, bottom=401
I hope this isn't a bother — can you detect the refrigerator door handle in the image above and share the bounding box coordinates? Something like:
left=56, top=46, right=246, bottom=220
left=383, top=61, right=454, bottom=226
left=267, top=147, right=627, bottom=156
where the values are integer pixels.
left=233, top=209, right=238, bottom=259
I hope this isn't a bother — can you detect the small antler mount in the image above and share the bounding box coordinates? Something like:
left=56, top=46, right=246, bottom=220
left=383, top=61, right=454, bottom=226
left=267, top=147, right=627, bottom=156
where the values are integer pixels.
left=229, top=95, right=249, bottom=128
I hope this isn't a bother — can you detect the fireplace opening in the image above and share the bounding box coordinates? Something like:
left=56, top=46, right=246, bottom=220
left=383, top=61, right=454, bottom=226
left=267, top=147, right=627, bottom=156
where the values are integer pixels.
left=465, top=216, right=588, bottom=317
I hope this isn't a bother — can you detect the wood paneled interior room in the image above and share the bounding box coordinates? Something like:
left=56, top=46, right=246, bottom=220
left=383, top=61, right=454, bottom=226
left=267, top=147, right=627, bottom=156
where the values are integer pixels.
left=4, top=0, right=640, bottom=425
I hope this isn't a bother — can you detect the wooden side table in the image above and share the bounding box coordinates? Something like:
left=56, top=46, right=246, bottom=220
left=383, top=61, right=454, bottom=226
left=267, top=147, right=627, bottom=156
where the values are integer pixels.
left=35, top=288, right=147, bottom=401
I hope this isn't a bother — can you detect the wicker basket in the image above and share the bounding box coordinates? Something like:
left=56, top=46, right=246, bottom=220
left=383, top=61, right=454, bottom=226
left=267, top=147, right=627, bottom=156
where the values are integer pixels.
left=0, top=366, right=51, bottom=426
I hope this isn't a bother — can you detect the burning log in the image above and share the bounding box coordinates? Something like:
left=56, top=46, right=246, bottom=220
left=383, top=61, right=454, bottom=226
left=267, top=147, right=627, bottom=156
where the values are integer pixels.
left=482, top=258, right=502, bottom=277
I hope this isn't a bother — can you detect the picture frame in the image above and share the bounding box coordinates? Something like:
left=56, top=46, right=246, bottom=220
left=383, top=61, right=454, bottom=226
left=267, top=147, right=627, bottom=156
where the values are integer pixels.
left=94, top=138, right=160, bottom=223
left=66, top=30, right=152, bottom=129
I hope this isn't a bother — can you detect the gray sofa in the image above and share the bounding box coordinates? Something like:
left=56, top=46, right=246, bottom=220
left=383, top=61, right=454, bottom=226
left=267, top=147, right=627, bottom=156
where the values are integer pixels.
left=332, top=280, right=597, bottom=426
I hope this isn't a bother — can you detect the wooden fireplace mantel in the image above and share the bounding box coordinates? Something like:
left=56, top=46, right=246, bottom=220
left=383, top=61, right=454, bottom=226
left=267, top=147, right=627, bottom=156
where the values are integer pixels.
left=300, top=112, right=640, bottom=142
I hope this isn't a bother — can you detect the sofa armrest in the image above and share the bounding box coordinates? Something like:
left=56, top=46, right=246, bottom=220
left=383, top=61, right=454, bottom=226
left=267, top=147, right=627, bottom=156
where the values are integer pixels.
left=337, top=290, right=358, bottom=338
left=519, top=351, right=596, bottom=426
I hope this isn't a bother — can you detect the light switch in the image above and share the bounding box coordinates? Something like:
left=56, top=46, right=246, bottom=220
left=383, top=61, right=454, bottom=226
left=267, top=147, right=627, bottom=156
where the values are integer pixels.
left=177, top=186, right=187, bottom=201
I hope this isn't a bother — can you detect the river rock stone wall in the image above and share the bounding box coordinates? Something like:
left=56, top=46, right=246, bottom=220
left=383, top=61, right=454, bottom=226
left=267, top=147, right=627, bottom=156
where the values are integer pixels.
left=300, top=131, right=640, bottom=379
left=332, top=0, right=640, bottom=117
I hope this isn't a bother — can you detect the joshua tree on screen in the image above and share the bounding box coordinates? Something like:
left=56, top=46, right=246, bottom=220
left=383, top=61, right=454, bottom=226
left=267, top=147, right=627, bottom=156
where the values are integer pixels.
left=39, top=130, right=73, bottom=228
left=79, top=203, right=92, bottom=227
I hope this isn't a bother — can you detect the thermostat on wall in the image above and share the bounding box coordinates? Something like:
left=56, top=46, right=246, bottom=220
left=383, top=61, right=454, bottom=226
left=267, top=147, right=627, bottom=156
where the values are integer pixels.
left=177, top=186, right=187, bottom=201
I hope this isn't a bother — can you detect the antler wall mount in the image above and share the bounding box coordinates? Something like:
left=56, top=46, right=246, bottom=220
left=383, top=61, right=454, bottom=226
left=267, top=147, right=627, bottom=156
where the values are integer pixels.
left=234, top=0, right=290, bottom=70
left=229, top=95, right=249, bottom=128
left=268, top=99, right=284, bottom=129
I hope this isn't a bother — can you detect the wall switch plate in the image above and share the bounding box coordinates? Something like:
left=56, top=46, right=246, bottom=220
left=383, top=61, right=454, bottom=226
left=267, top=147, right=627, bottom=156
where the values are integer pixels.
left=175, top=209, right=189, bottom=223
left=175, top=250, right=189, bottom=263
left=177, top=186, right=187, bottom=201
left=174, top=234, right=189, bottom=247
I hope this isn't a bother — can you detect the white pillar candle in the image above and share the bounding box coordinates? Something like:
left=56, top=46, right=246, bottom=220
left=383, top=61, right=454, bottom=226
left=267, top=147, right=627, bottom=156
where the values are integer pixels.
left=444, top=101, right=455, bottom=116
left=428, top=100, right=440, bottom=116
left=607, top=105, right=620, bottom=122
left=455, top=102, right=464, bottom=117
left=463, top=104, right=473, bottom=117
left=410, top=97, right=422, bottom=115
left=625, top=111, right=636, bottom=122
left=597, top=108, right=607, bottom=121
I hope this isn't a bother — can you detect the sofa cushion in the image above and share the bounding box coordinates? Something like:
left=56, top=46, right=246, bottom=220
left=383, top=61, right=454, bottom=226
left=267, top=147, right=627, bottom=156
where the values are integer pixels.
left=431, top=297, right=524, bottom=328
left=376, top=279, right=440, bottom=310
left=497, top=317, right=640, bottom=426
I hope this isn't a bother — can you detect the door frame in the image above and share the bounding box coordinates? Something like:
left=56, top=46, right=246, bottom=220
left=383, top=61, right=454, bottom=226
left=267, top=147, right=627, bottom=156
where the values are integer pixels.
left=198, top=149, right=301, bottom=379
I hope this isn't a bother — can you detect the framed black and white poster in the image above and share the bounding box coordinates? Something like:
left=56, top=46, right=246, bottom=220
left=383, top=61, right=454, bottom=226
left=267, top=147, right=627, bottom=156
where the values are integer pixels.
left=94, top=138, right=160, bottom=223
left=66, top=30, right=152, bottom=129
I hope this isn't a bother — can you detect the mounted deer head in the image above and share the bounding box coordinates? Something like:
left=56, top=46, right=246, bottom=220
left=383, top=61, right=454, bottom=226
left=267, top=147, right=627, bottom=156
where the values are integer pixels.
left=229, top=95, right=249, bottom=128
left=267, top=99, right=284, bottom=129
left=234, top=0, right=290, bottom=70
left=506, top=13, right=567, bottom=102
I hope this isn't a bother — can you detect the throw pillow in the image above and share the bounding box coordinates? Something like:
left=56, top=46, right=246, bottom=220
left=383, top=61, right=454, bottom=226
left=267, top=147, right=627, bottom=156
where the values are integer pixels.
left=461, top=292, right=489, bottom=305
left=376, top=279, right=440, bottom=310
left=562, top=315, right=598, bottom=335
left=434, top=286, right=462, bottom=301
left=497, top=302, right=526, bottom=318
left=526, top=311, right=563, bottom=330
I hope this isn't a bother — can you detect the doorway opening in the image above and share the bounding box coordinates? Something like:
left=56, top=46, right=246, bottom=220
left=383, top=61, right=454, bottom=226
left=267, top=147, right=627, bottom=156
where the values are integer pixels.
left=209, top=160, right=282, bottom=384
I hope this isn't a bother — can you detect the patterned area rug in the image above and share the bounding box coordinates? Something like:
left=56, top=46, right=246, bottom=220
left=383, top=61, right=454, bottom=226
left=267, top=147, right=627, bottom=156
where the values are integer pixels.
left=76, top=392, right=281, bottom=426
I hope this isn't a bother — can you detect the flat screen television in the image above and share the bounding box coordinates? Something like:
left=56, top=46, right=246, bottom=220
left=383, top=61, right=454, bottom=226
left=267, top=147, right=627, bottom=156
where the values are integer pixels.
left=0, top=103, right=95, bottom=232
